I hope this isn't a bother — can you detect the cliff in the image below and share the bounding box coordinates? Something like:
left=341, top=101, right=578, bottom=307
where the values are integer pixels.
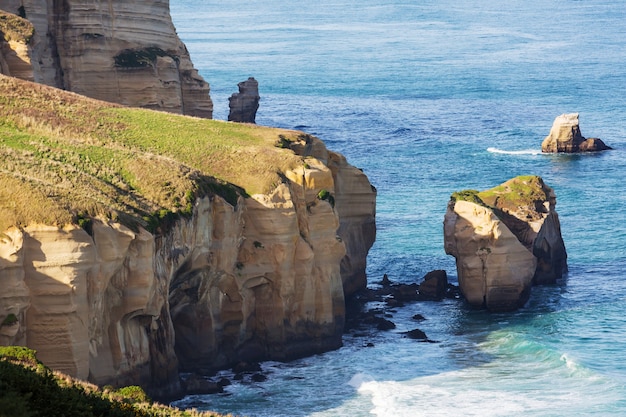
left=443, top=176, right=567, bottom=311
left=0, top=74, right=376, bottom=397
left=0, top=0, right=212, bottom=117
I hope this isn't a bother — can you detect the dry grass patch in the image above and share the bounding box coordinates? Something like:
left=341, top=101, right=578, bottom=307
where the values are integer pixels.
left=0, top=74, right=308, bottom=231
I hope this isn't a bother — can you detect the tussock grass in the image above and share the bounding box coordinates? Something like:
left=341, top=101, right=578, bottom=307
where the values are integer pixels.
left=0, top=74, right=305, bottom=232
left=0, top=10, right=34, bottom=43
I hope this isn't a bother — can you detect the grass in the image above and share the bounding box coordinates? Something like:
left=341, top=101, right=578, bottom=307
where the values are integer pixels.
left=450, top=176, right=550, bottom=219
left=0, top=74, right=308, bottom=232
left=0, top=346, right=231, bottom=417
left=0, top=10, right=34, bottom=43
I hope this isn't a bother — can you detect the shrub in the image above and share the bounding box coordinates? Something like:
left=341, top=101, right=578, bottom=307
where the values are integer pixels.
left=1, top=313, right=18, bottom=327
left=317, top=189, right=335, bottom=208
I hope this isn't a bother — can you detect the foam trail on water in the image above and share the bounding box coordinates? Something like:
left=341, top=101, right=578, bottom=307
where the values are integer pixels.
left=487, top=147, right=542, bottom=155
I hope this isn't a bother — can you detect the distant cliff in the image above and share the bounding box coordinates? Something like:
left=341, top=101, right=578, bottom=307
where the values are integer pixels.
left=0, top=0, right=212, bottom=117
left=0, top=75, right=376, bottom=398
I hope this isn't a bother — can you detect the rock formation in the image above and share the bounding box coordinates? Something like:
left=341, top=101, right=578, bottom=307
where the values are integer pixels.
left=0, top=130, right=376, bottom=398
left=541, top=113, right=612, bottom=153
left=228, top=77, right=260, bottom=123
left=444, top=176, right=567, bottom=311
left=0, top=1, right=212, bottom=117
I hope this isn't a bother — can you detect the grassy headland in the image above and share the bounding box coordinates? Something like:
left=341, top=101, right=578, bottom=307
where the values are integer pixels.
left=0, top=74, right=306, bottom=232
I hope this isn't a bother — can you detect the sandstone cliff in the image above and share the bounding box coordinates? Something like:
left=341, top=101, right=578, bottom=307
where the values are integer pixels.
left=0, top=75, right=376, bottom=397
left=0, top=0, right=212, bottom=117
left=444, top=176, right=567, bottom=311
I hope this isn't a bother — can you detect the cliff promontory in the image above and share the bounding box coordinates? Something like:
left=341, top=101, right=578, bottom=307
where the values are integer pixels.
left=0, top=74, right=376, bottom=397
left=444, top=176, right=567, bottom=311
left=0, top=0, right=212, bottom=117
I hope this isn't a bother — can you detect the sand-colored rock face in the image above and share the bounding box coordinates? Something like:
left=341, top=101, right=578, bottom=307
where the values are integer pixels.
left=541, top=113, right=611, bottom=153
left=0, top=141, right=376, bottom=396
left=0, top=0, right=212, bottom=117
left=444, top=176, right=567, bottom=311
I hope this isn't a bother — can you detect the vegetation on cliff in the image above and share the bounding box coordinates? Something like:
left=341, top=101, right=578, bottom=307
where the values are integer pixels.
left=0, top=10, right=34, bottom=44
left=450, top=175, right=549, bottom=213
left=0, top=74, right=307, bottom=232
left=0, top=346, right=228, bottom=417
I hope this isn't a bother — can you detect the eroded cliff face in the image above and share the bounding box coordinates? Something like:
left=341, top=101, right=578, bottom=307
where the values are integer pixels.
left=444, top=176, right=567, bottom=311
left=0, top=140, right=376, bottom=397
left=0, top=0, right=212, bottom=117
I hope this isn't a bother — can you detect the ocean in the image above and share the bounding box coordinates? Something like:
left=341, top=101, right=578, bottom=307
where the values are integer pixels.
left=169, top=1, right=626, bottom=415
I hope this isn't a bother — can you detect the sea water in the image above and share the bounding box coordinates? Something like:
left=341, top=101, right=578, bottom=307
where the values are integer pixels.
left=169, top=1, right=626, bottom=415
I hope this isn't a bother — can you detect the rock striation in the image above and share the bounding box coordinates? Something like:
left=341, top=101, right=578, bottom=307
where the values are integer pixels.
left=0, top=133, right=376, bottom=398
left=0, top=0, right=212, bottom=117
left=541, top=113, right=612, bottom=153
left=444, top=176, right=567, bottom=311
left=228, top=77, right=260, bottom=123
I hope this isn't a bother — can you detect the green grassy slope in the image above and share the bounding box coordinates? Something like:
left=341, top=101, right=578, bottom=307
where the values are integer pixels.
left=0, top=74, right=306, bottom=232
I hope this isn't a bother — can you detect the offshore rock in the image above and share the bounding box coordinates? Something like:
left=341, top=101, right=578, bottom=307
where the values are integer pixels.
left=0, top=135, right=376, bottom=397
left=0, top=1, right=212, bottom=117
left=228, top=77, right=260, bottom=123
left=541, top=113, right=612, bottom=153
left=444, top=176, right=567, bottom=311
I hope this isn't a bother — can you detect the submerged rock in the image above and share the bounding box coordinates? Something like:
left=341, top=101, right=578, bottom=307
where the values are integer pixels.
left=541, top=113, right=612, bottom=153
left=444, top=176, right=567, bottom=311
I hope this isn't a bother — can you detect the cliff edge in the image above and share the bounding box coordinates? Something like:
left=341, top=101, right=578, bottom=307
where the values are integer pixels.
left=0, top=75, right=376, bottom=397
left=0, top=0, right=212, bottom=117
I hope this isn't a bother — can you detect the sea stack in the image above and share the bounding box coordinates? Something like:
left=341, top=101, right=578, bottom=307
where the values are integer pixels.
left=541, top=113, right=612, bottom=152
left=443, top=176, right=567, bottom=312
left=228, top=77, right=261, bottom=123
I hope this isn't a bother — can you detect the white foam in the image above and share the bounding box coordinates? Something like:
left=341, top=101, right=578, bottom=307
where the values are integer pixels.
left=487, top=147, right=542, bottom=155
left=347, top=373, right=376, bottom=388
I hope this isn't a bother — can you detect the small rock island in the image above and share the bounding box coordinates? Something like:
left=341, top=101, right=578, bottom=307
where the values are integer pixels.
left=444, top=176, right=567, bottom=312
left=541, top=113, right=612, bottom=153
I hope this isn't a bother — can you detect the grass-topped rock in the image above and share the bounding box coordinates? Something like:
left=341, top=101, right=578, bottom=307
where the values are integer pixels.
left=444, top=175, right=567, bottom=312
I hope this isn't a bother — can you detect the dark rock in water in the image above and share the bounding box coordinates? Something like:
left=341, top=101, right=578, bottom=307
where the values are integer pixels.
left=381, top=273, right=392, bottom=286
left=251, top=373, right=267, bottom=382
left=579, top=137, right=612, bottom=151
left=183, top=374, right=224, bottom=395
left=418, top=270, right=448, bottom=301
left=376, top=318, right=396, bottom=330
left=217, top=377, right=232, bottom=387
left=403, top=328, right=428, bottom=341
left=365, top=342, right=375, bottom=347
left=391, top=283, right=420, bottom=302
left=412, top=314, right=426, bottom=321
left=228, top=77, right=260, bottom=123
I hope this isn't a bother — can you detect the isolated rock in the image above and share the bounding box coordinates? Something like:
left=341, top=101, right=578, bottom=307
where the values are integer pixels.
left=228, top=77, right=260, bottom=123
left=444, top=176, right=567, bottom=311
left=418, top=270, right=448, bottom=301
left=541, top=113, right=612, bottom=152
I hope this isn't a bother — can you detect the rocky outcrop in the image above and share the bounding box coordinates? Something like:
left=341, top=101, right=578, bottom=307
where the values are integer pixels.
left=541, top=113, right=612, bottom=153
left=0, top=135, right=376, bottom=397
left=444, top=176, right=567, bottom=311
left=228, top=77, right=260, bottom=123
left=0, top=1, right=212, bottom=117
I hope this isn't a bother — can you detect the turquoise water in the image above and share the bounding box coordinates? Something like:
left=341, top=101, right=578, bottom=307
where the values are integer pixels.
left=170, top=1, right=626, bottom=415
